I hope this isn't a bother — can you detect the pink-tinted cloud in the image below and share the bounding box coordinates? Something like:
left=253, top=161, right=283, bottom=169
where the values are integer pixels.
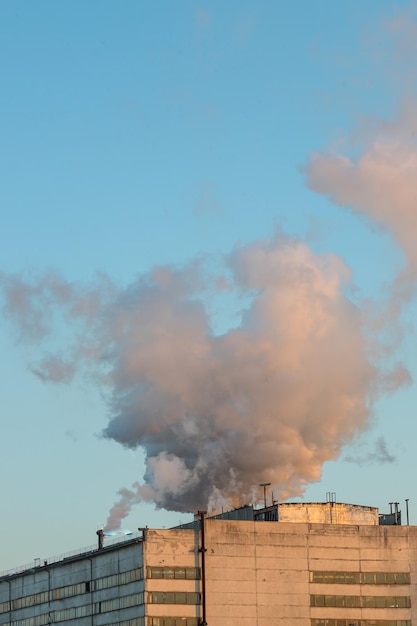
left=306, top=101, right=417, bottom=283
left=1, top=233, right=385, bottom=528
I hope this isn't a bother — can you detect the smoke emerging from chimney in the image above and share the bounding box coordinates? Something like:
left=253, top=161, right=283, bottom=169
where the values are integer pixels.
left=0, top=234, right=387, bottom=529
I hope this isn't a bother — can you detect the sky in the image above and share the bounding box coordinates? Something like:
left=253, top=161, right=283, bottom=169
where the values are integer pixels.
left=1, top=0, right=417, bottom=571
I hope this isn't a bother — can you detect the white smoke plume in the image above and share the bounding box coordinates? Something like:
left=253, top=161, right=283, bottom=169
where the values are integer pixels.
left=1, top=233, right=388, bottom=529
left=305, top=100, right=417, bottom=292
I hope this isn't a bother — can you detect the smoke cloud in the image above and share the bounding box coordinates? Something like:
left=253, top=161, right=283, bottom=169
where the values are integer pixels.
left=345, top=435, right=396, bottom=466
left=305, top=101, right=417, bottom=290
left=1, top=233, right=388, bottom=529
left=2, top=11, right=415, bottom=532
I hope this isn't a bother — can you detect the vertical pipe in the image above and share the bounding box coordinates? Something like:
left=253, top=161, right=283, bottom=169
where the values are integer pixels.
left=96, top=529, right=104, bottom=550
left=47, top=568, right=51, bottom=626
left=6, top=579, right=10, bottom=625
left=406, top=499, right=410, bottom=525
left=87, top=558, right=93, bottom=626
left=198, top=510, right=207, bottom=626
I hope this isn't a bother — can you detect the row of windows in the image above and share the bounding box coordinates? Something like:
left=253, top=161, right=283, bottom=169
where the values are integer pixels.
left=148, top=592, right=200, bottom=605
left=100, top=593, right=144, bottom=613
left=51, top=603, right=92, bottom=622
left=310, top=572, right=411, bottom=585
left=8, top=593, right=145, bottom=625
left=12, top=594, right=146, bottom=625
left=147, top=567, right=200, bottom=580
left=9, top=590, right=50, bottom=610
left=10, top=617, right=146, bottom=626
left=94, top=567, right=143, bottom=590
left=4, top=590, right=197, bottom=624
left=0, top=567, right=144, bottom=614
left=311, top=621, right=411, bottom=626
left=52, top=582, right=88, bottom=600
left=10, top=615, right=50, bottom=626
left=311, top=595, right=411, bottom=609
left=148, top=617, right=199, bottom=626
left=37, top=593, right=146, bottom=621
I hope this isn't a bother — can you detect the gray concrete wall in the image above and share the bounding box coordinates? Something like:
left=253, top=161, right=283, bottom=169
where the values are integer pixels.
left=278, top=502, right=379, bottom=525
left=144, top=528, right=200, bottom=622
left=203, top=519, right=417, bottom=626
left=1, top=520, right=417, bottom=625
left=0, top=540, right=144, bottom=626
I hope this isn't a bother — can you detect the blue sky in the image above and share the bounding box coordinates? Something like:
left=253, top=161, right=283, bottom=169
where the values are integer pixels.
left=1, top=0, right=417, bottom=571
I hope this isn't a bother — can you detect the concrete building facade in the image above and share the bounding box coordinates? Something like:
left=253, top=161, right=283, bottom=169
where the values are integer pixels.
left=0, top=502, right=415, bottom=626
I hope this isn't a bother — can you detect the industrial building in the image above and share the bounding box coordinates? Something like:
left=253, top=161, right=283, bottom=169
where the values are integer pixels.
left=0, top=501, right=416, bottom=626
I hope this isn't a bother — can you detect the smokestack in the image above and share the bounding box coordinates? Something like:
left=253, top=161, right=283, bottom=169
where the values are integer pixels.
left=96, top=529, right=104, bottom=550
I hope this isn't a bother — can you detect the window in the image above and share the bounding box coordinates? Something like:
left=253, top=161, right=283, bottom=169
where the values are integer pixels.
left=4, top=610, right=143, bottom=626
left=148, top=591, right=200, bottom=605
left=395, top=573, right=407, bottom=584
left=345, top=596, right=360, bottom=607
left=147, top=567, right=200, bottom=580
left=310, top=595, right=411, bottom=609
left=344, top=573, right=356, bottom=584
left=148, top=617, right=199, bottom=626
left=363, top=573, right=375, bottom=584
left=311, top=621, right=412, bottom=626
left=100, top=592, right=144, bottom=613
left=151, top=567, right=163, bottom=578
left=94, top=567, right=143, bottom=590
left=0, top=601, right=10, bottom=614
left=310, top=571, right=410, bottom=585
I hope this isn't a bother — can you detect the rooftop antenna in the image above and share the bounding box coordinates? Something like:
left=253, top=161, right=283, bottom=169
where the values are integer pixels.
left=259, top=483, right=271, bottom=509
